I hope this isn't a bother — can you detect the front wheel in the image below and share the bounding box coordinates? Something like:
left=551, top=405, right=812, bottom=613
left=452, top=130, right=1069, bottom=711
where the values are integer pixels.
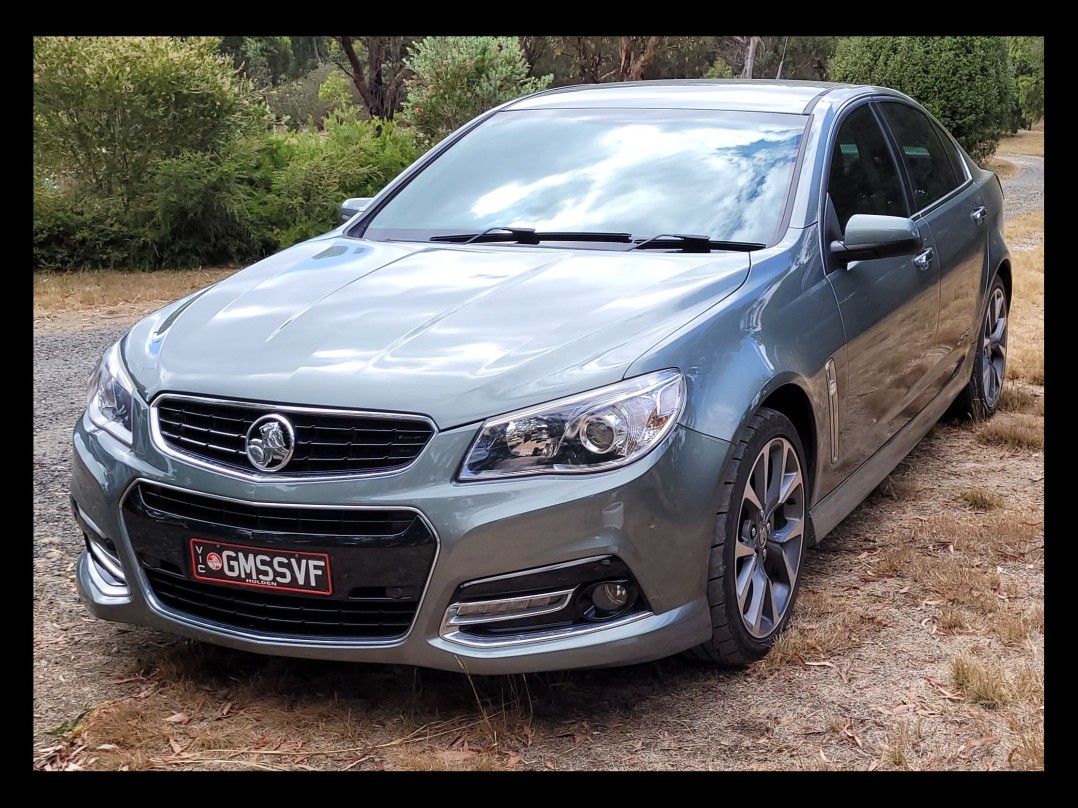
left=687, top=407, right=808, bottom=665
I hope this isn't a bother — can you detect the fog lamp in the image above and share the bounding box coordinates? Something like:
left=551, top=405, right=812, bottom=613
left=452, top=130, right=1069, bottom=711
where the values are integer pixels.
left=590, top=580, right=632, bottom=612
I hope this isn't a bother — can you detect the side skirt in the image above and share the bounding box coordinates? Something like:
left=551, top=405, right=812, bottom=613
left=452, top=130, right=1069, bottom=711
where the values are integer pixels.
left=808, top=363, right=971, bottom=543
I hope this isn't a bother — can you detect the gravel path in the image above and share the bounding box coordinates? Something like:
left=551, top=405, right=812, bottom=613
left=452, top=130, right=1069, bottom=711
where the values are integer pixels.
left=998, top=152, right=1044, bottom=221
left=32, top=153, right=1046, bottom=753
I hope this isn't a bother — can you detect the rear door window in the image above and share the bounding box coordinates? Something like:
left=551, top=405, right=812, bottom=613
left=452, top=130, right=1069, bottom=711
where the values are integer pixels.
left=878, top=102, right=962, bottom=210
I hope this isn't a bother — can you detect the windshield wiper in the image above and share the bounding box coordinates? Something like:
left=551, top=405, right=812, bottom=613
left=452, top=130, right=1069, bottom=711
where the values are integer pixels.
left=429, top=227, right=633, bottom=245
left=630, top=233, right=764, bottom=253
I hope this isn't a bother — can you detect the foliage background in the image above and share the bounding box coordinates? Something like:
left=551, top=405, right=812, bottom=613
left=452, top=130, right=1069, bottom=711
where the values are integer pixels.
left=33, top=35, right=1041, bottom=270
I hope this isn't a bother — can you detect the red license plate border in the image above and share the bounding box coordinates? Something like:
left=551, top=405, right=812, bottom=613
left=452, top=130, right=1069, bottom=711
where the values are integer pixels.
left=188, top=538, right=334, bottom=596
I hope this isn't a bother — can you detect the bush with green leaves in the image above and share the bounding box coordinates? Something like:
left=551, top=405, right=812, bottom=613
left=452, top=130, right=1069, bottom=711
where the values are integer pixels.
left=403, top=36, right=552, bottom=144
left=34, top=36, right=267, bottom=204
left=264, top=115, right=421, bottom=247
left=1010, top=37, right=1044, bottom=130
left=830, top=36, right=1015, bottom=164
left=33, top=36, right=421, bottom=269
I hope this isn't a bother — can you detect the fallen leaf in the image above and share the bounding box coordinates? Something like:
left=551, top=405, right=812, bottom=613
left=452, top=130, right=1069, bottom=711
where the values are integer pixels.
left=897, top=586, right=911, bottom=594
left=164, top=712, right=190, bottom=725
left=95, top=744, right=119, bottom=752
left=216, top=702, right=232, bottom=718
left=544, top=759, right=556, bottom=770
left=504, top=753, right=523, bottom=767
left=891, top=704, right=916, bottom=715
left=168, top=737, right=187, bottom=755
left=437, top=749, right=478, bottom=762
left=805, top=660, right=834, bottom=668
left=522, top=725, right=534, bottom=746
left=819, top=750, right=829, bottom=763
left=868, top=760, right=879, bottom=771
left=924, top=676, right=965, bottom=701
left=968, top=735, right=999, bottom=748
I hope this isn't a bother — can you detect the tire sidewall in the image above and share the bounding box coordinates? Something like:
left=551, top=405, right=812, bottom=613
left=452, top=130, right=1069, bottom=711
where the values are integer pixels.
left=719, top=410, right=808, bottom=657
left=969, top=274, right=1009, bottom=419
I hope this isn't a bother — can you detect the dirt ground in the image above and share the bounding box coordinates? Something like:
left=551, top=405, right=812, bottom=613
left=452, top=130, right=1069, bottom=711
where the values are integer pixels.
left=32, top=147, right=1044, bottom=772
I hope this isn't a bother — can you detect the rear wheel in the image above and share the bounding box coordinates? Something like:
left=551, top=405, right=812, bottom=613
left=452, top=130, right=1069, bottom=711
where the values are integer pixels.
left=687, top=407, right=808, bottom=665
left=953, top=275, right=1009, bottom=421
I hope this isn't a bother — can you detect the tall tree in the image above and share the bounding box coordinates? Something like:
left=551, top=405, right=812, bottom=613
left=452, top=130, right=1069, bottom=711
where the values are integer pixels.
left=334, top=36, right=412, bottom=120
left=617, top=36, right=663, bottom=80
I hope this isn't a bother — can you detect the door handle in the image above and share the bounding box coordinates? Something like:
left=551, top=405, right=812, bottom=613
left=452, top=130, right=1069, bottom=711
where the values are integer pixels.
left=913, top=247, right=935, bottom=271
left=971, top=206, right=988, bottom=225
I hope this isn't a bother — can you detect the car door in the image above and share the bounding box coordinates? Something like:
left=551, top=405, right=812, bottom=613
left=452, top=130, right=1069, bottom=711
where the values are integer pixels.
left=877, top=101, right=987, bottom=404
left=823, top=102, right=940, bottom=476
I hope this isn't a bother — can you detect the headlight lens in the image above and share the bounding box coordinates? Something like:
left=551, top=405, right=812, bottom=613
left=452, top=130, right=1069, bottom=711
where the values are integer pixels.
left=86, top=341, right=136, bottom=446
left=459, top=369, right=685, bottom=481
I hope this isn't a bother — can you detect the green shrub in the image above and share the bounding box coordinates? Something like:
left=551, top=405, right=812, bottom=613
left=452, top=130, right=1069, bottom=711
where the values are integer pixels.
left=830, top=36, right=1015, bottom=164
left=403, top=36, right=552, bottom=144
left=34, top=36, right=267, bottom=204
left=265, top=116, right=420, bottom=248
left=33, top=37, right=421, bottom=269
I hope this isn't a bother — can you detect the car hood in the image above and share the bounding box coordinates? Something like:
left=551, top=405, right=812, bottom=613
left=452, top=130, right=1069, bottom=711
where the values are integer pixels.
left=126, top=237, right=750, bottom=428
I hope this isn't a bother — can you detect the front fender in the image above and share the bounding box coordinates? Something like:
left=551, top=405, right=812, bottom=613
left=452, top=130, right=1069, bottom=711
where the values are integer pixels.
left=629, top=226, right=847, bottom=506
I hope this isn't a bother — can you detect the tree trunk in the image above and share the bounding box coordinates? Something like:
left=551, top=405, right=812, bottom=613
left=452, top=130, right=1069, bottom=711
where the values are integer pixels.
left=618, top=36, right=662, bottom=81
left=740, top=36, right=760, bottom=79
left=335, top=36, right=410, bottom=120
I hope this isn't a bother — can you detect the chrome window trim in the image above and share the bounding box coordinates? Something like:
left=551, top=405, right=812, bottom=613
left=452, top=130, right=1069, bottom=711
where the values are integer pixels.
left=149, top=392, right=438, bottom=483
left=118, top=477, right=440, bottom=649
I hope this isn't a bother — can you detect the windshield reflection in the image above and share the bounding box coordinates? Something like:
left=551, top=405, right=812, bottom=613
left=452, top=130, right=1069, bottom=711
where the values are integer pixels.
left=366, top=109, right=806, bottom=246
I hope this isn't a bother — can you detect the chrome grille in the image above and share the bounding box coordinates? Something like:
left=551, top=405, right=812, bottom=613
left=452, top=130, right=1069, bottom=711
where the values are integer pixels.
left=152, top=395, right=434, bottom=477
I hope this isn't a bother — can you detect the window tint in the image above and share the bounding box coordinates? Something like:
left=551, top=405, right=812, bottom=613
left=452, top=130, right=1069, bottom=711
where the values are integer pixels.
left=826, top=104, right=907, bottom=231
left=933, top=120, right=968, bottom=184
left=879, top=102, right=961, bottom=210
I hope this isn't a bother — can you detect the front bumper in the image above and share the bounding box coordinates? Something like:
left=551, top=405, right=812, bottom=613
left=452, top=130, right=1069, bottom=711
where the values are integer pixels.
left=72, top=414, right=731, bottom=674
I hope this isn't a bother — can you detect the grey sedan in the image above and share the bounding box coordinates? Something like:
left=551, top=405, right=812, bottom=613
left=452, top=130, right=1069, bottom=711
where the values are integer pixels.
left=72, top=80, right=1009, bottom=673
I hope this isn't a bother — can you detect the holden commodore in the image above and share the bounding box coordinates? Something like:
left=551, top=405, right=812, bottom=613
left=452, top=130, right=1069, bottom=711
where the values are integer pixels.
left=71, top=80, right=1010, bottom=673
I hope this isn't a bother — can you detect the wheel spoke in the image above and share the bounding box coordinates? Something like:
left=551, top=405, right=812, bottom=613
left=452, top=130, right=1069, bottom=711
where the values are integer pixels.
left=765, top=441, right=783, bottom=514
left=743, top=477, right=765, bottom=515
left=734, top=536, right=756, bottom=559
left=771, top=515, right=803, bottom=544
left=771, top=533, right=802, bottom=587
left=736, top=556, right=756, bottom=611
left=779, top=467, right=802, bottom=506
left=746, top=564, right=769, bottom=635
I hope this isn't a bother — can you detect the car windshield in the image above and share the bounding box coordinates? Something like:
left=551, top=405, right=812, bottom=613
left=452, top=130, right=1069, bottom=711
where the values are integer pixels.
left=361, top=108, right=808, bottom=247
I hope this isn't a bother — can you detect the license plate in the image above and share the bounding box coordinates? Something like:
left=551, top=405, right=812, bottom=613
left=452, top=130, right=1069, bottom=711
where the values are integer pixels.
left=189, top=538, right=333, bottom=596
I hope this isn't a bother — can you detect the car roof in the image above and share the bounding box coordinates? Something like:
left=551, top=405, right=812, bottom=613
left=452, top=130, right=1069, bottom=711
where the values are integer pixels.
left=506, top=79, right=904, bottom=115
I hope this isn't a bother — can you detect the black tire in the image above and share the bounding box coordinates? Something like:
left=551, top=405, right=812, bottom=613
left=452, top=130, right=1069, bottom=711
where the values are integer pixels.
left=952, top=274, right=1009, bottom=422
left=686, top=407, right=809, bottom=666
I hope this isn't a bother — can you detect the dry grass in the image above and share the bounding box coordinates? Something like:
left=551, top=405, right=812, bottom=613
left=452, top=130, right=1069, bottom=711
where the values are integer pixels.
left=996, top=127, right=1044, bottom=157
left=33, top=268, right=236, bottom=321
left=976, top=413, right=1044, bottom=451
left=951, top=656, right=1043, bottom=709
left=958, top=488, right=1003, bottom=511
left=998, top=383, right=1043, bottom=416
left=1006, top=213, right=1044, bottom=385
left=985, top=156, right=1018, bottom=180
left=987, top=606, right=1044, bottom=647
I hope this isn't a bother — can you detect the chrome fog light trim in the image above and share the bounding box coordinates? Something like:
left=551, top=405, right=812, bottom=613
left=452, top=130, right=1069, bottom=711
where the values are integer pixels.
left=445, top=589, right=576, bottom=626
left=86, top=550, right=129, bottom=598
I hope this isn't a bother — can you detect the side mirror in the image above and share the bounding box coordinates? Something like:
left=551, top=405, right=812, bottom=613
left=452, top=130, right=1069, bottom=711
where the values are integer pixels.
left=339, top=197, right=373, bottom=225
left=830, top=214, right=921, bottom=265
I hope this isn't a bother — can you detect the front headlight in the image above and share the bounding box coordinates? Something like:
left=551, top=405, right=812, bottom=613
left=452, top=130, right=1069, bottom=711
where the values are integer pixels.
left=86, top=340, right=136, bottom=446
left=459, top=369, right=685, bottom=481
